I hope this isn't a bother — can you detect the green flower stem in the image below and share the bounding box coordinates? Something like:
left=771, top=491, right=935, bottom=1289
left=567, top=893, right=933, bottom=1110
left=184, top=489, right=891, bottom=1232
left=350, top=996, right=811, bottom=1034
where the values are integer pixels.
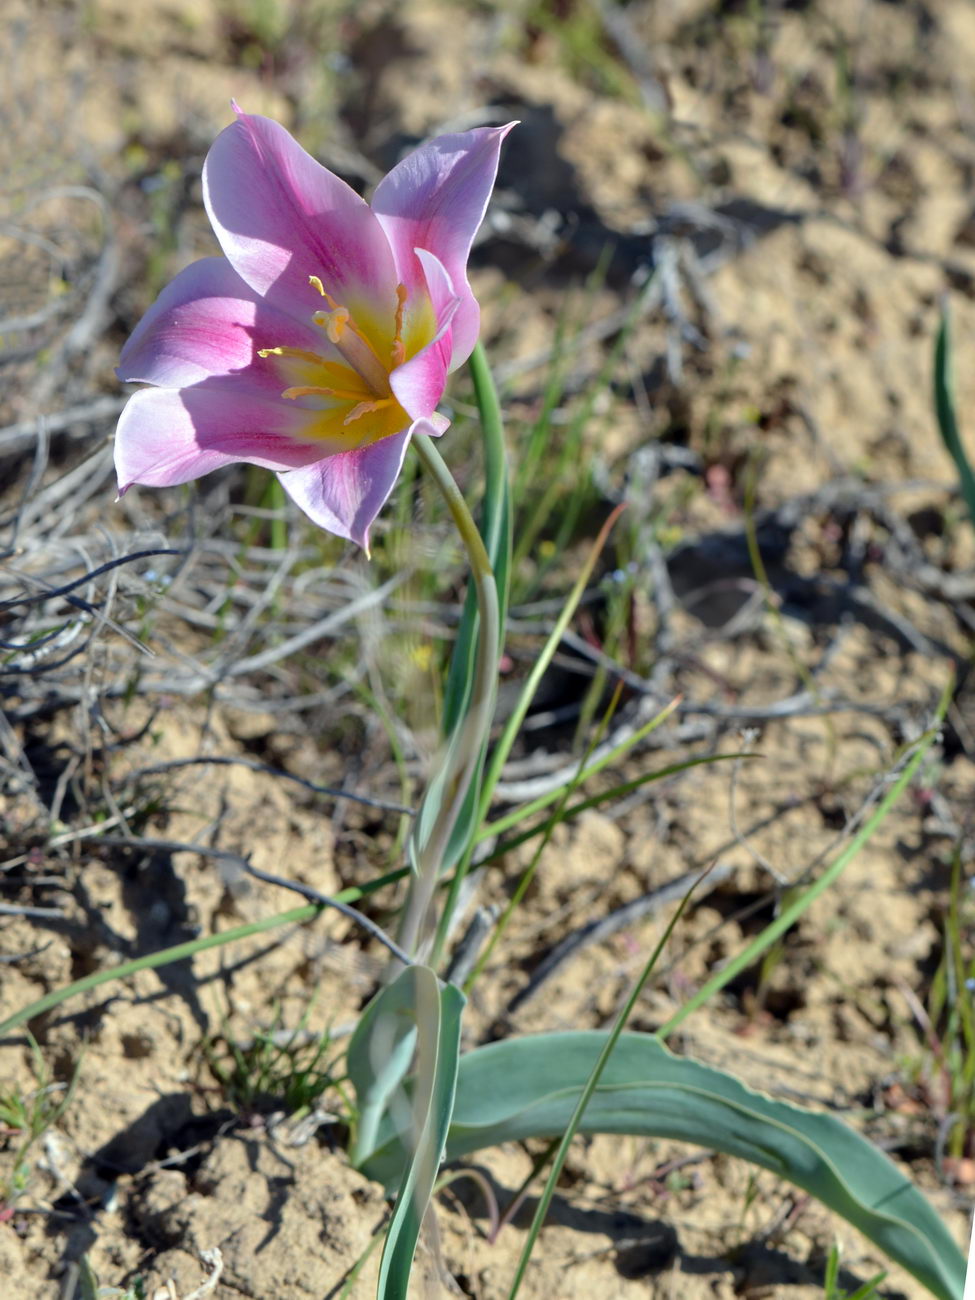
left=398, top=432, right=499, bottom=958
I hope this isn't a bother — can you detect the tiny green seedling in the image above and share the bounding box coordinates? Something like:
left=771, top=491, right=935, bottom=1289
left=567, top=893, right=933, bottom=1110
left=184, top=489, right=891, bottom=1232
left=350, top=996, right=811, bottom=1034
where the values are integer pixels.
left=823, top=1241, right=887, bottom=1300
left=200, top=1005, right=341, bottom=1123
left=0, top=1035, right=79, bottom=1209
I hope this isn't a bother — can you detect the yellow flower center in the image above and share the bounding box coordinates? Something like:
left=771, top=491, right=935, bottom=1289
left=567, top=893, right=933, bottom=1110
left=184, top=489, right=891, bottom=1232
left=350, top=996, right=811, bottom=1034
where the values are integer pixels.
left=258, top=276, right=429, bottom=449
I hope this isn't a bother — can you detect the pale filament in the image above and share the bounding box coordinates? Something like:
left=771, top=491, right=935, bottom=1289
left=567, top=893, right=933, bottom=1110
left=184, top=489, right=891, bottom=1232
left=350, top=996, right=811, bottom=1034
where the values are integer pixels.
left=260, top=277, right=412, bottom=430
left=308, top=276, right=390, bottom=396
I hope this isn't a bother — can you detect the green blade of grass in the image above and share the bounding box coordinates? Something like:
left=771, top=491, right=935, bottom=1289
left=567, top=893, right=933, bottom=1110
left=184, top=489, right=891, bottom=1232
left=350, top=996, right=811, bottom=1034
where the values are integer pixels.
left=658, top=681, right=950, bottom=1040
left=442, top=340, right=511, bottom=736
left=474, top=694, right=681, bottom=843
left=506, top=867, right=711, bottom=1300
left=432, top=503, right=625, bottom=966
left=465, top=681, right=628, bottom=991
left=480, top=503, right=626, bottom=825
left=0, top=868, right=407, bottom=1041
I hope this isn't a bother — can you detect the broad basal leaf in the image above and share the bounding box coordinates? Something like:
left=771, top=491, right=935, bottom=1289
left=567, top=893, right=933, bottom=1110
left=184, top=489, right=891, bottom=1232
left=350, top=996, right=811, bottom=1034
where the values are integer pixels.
left=361, top=1030, right=964, bottom=1300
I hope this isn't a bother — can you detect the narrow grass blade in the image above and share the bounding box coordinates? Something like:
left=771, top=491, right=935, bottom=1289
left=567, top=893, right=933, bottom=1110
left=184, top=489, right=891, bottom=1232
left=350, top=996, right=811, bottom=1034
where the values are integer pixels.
left=466, top=682, right=628, bottom=990
left=513, top=270, right=645, bottom=575
left=0, top=869, right=407, bottom=1041
left=433, top=503, right=625, bottom=964
left=442, top=340, right=511, bottom=737
left=657, top=696, right=948, bottom=1040
left=0, top=904, right=317, bottom=1041
left=480, top=752, right=750, bottom=862
left=506, top=856, right=707, bottom=1297
left=480, top=503, right=625, bottom=825
left=474, top=695, right=681, bottom=842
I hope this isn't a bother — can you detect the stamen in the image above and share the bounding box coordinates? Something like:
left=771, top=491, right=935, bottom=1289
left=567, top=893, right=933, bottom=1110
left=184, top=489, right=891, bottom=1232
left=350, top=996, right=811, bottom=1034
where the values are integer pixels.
left=391, top=283, right=407, bottom=367
left=259, top=345, right=327, bottom=366
left=282, top=384, right=369, bottom=402
left=343, top=397, right=393, bottom=426
left=310, top=302, right=390, bottom=396
left=308, top=276, right=342, bottom=311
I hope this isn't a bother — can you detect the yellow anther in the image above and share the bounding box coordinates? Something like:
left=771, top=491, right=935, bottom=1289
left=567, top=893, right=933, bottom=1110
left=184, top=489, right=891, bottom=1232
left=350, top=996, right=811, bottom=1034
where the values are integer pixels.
left=284, top=382, right=335, bottom=397
left=309, top=275, right=343, bottom=311
left=343, top=397, right=393, bottom=426
left=259, top=345, right=329, bottom=366
left=391, top=283, right=408, bottom=367
left=282, top=382, right=371, bottom=402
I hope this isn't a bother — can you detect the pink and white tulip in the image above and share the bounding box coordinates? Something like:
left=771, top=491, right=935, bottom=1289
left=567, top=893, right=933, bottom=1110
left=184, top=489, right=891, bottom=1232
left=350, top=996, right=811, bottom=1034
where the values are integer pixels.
left=115, top=108, right=513, bottom=550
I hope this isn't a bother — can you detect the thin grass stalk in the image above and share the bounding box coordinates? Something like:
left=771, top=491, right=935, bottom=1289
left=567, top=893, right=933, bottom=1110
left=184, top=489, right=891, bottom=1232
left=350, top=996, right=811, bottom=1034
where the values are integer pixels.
left=479, top=752, right=748, bottom=864
left=657, top=685, right=950, bottom=1041
left=934, top=300, right=975, bottom=535
left=0, top=867, right=409, bottom=1040
left=465, top=682, right=625, bottom=991
left=474, top=695, right=681, bottom=842
left=506, top=862, right=713, bottom=1299
left=433, top=504, right=625, bottom=970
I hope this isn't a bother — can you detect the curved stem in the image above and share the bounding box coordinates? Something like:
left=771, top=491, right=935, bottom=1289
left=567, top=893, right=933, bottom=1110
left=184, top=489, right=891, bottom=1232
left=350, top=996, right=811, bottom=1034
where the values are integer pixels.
left=397, top=433, right=499, bottom=958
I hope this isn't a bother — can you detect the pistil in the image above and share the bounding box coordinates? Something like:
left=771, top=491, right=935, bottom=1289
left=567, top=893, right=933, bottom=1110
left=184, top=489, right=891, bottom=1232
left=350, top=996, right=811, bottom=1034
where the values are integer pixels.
left=257, top=278, right=415, bottom=438
left=308, top=277, right=391, bottom=396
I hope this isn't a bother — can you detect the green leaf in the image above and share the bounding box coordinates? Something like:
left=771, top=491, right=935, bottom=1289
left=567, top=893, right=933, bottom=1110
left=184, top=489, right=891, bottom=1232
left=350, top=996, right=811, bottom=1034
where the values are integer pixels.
left=362, top=1031, right=964, bottom=1300
left=77, top=1256, right=100, bottom=1300
left=346, top=967, right=422, bottom=1169
left=371, top=967, right=464, bottom=1300
left=934, top=299, right=975, bottom=536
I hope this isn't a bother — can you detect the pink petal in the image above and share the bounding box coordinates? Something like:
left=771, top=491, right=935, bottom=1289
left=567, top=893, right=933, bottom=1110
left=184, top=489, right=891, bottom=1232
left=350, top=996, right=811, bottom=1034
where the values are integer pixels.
left=118, top=257, right=325, bottom=393
left=389, top=249, right=458, bottom=420
left=203, top=109, right=398, bottom=319
left=371, top=123, right=516, bottom=371
left=115, top=386, right=325, bottom=492
left=278, top=417, right=445, bottom=550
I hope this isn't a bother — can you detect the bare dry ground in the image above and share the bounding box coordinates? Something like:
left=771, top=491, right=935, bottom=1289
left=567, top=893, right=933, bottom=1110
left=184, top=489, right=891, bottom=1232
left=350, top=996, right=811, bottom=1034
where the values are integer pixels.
left=3, top=0, right=975, bottom=1296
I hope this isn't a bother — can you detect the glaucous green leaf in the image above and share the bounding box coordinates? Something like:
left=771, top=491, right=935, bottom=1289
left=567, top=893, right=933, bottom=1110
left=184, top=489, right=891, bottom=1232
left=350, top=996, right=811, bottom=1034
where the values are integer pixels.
left=361, top=1031, right=964, bottom=1300
left=346, top=965, right=421, bottom=1169
left=373, top=967, right=465, bottom=1299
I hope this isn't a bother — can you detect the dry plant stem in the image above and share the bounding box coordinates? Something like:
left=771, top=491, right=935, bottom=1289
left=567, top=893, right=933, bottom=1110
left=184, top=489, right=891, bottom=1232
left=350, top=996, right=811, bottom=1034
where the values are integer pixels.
left=397, top=433, right=499, bottom=960
left=90, top=834, right=414, bottom=965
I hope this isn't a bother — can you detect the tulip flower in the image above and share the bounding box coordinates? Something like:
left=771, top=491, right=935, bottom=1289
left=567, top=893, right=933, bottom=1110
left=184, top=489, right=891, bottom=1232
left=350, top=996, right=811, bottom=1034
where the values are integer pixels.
left=115, top=107, right=513, bottom=549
